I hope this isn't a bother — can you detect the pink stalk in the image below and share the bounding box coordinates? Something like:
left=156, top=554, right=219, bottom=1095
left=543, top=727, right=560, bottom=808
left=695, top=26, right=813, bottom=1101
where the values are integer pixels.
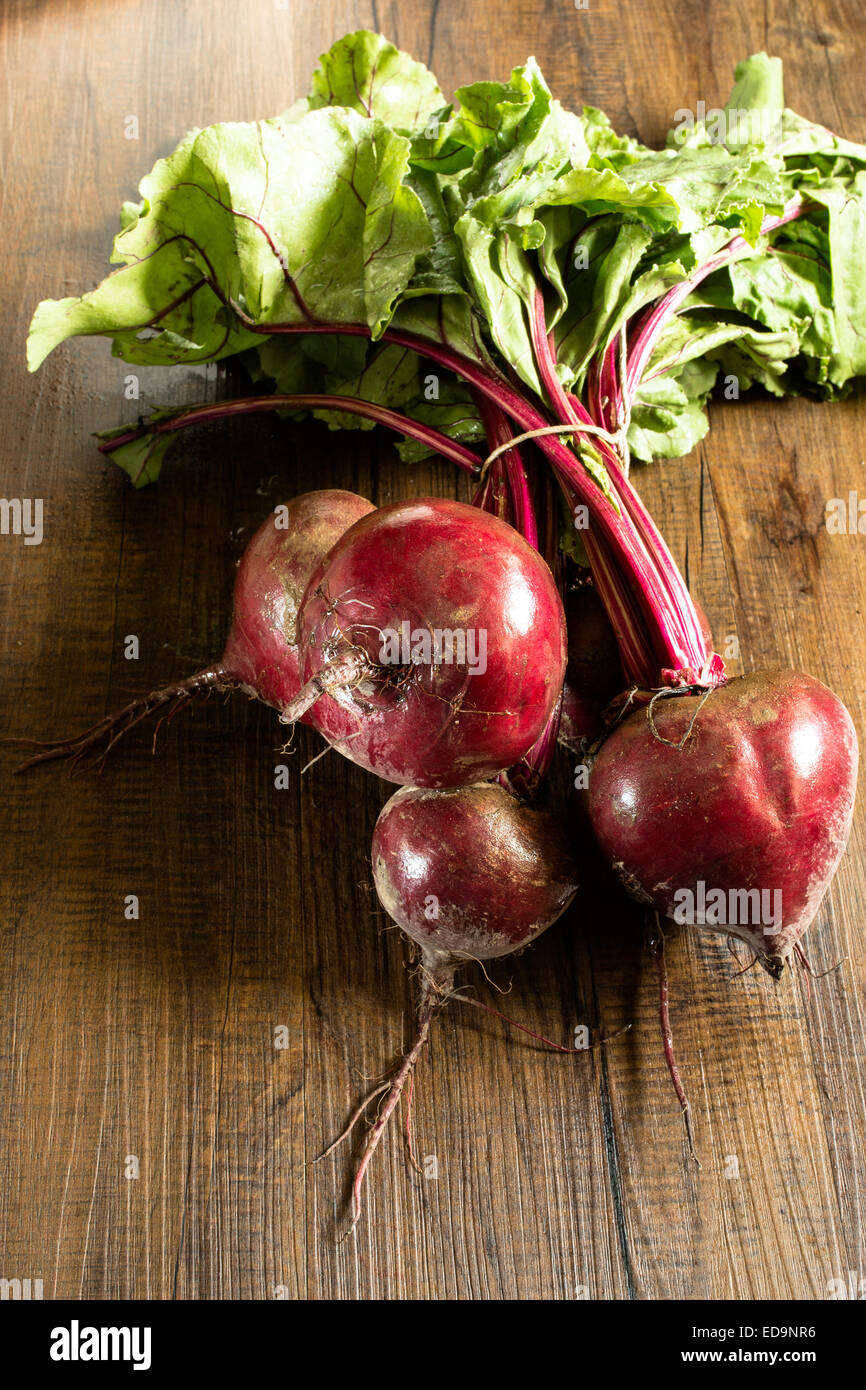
left=566, top=392, right=713, bottom=676
left=587, top=339, right=621, bottom=435
left=624, top=199, right=804, bottom=403
left=529, top=290, right=707, bottom=684
left=563, top=202, right=807, bottom=683
left=470, top=389, right=538, bottom=549
left=472, top=460, right=509, bottom=519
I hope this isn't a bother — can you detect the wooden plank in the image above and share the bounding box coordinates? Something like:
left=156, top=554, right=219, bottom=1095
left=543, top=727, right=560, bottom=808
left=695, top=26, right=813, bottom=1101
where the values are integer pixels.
left=0, top=0, right=864, bottom=1301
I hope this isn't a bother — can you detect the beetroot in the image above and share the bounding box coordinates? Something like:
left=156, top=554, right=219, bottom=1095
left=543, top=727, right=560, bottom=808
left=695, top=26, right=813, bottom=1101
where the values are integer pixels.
left=588, top=670, right=858, bottom=977
left=284, top=498, right=567, bottom=787
left=11, top=489, right=373, bottom=769
left=372, top=782, right=579, bottom=963
left=325, top=780, right=580, bottom=1228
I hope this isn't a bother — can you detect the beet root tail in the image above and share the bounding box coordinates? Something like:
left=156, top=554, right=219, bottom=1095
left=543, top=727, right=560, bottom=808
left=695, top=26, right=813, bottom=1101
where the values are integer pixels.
left=449, top=991, right=629, bottom=1053
left=646, top=913, right=700, bottom=1166
left=321, top=961, right=453, bottom=1235
left=277, top=648, right=370, bottom=727
left=4, top=665, right=238, bottom=772
left=761, top=955, right=786, bottom=981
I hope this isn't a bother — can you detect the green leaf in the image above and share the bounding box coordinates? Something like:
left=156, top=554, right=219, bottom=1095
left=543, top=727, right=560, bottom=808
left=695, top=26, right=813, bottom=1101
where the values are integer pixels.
left=28, top=38, right=866, bottom=497
left=628, top=377, right=711, bottom=461
left=618, top=145, right=785, bottom=236
left=553, top=220, right=657, bottom=387
left=582, top=105, right=652, bottom=169
left=807, top=172, right=866, bottom=385
left=313, top=343, right=422, bottom=429
left=390, top=292, right=500, bottom=372
left=28, top=106, right=433, bottom=370
left=394, top=384, right=486, bottom=463
left=642, top=307, right=798, bottom=384
left=722, top=52, right=784, bottom=149
left=307, top=30, right=444, bottom=131
left=94, top=426, right=177, bottom=487
left=453, top=212, right=542, bottom=394
left=404, top=165, right=467, bottom=295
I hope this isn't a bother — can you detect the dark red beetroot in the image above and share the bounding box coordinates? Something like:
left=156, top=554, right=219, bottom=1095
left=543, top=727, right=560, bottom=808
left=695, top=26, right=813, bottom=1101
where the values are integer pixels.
left=11, top=489, right=373, bottom=769
left=325, top=780, right=580, bottom=1228
left=588, top=670, right=858, bottom=978
left=286, top=498, right=567, bottom=787
left=373, top=782, right=579, bottom=964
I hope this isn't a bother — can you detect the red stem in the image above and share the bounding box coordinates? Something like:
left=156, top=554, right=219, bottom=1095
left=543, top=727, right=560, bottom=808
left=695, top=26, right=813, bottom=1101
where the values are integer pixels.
left=99, top=392, right=485, bottom=477
left=623, top=199, right=805, bottom=403
left=529, top=289, right=689, bottom=685
left=471, top=389, right=538, bottom=549
left=225, top=216, right=809, bottom=691
left=567, top=394, right=712, bottom=676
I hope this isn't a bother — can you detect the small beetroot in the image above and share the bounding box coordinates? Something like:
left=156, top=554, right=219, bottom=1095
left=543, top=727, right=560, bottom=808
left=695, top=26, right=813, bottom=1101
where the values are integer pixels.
left=221, top=488, right=374, bottom=711
left=324, top=779, right=580, bottom=1228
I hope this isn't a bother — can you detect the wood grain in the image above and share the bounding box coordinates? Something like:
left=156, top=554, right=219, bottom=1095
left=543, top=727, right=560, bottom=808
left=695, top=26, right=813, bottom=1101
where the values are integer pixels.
left=0, top=0, right=864, bottom=1300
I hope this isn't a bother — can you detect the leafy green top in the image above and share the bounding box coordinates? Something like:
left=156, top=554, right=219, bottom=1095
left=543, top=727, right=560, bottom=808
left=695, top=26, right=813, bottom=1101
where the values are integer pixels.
left=27, top=29, right=866, bottom=482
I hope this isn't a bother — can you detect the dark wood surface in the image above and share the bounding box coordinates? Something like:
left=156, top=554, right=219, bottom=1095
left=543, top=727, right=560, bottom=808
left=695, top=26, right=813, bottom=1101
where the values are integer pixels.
left=1, top=0, right=864, bottom=1301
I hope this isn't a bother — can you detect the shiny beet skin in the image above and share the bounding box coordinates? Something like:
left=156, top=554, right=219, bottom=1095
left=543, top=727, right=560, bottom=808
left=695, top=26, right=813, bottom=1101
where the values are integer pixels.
left=588, top=670, right=858, bottom=975
left=297, top=498, right=567, bottom=787
left=372, top=782, right=580, bottom=960
left=222, top=489, right=374, bottom=713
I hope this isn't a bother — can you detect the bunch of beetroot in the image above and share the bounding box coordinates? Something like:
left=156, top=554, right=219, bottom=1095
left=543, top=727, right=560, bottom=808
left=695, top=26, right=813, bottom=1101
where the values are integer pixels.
left=13, top=339, right=860, bottom=1228
left=10, top=448, right=857, bottom=1225
left=13, top=301, right=860, bottom=1225
left=14, top=34, right=862, bottom=1228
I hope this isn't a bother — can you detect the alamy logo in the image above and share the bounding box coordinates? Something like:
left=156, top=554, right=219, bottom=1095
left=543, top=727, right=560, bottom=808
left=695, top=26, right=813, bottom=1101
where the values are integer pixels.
left=379, top=619, right=487, bottom=675
left=0, top=1277, right=43, bottom=1299
left=671, top=102, right=782, bottom=146
left=49, top=1320, right=152, bottom=1371
left=0, top=498, right=43, bottom=545
left=672, top=880, right=782, bottom=933
left=825, top=490, right=866, bottom=534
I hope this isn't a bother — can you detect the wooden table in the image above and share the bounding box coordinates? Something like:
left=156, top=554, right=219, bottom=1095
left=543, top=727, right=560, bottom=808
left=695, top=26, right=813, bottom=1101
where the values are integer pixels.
left=1, top=0, right=864, bottom=1301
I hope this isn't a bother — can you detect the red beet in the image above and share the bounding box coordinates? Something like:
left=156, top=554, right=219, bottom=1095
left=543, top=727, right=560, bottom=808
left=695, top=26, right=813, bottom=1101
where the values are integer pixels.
left=286, top=498, right=567, bottom=787
left=372, top=781, right=579, bottom=962
left=325, top=780, right=580, bottom=1229
left=588, top=670, right=858, bottom=976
